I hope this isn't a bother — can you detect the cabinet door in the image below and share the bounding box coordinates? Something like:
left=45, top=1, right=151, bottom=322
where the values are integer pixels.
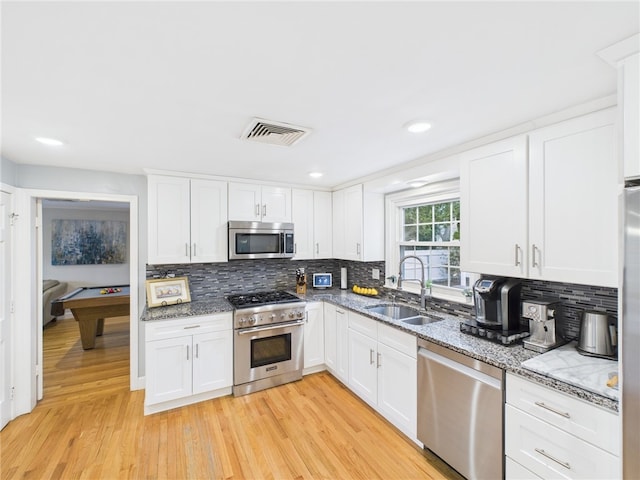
left=332, top=189, right=346, bottom=259
left=261, top=186, right=292, bottom=223
left=335, top=308, right=349, bottom=383
left=145, top=336, right=192, bottom=405
left=460, top=135, right=528, bottom=277
left=344, top=184, right=364, bottom=260
left=529, top=109, right=617, bottom=287
left=348, top=329, right=377, bottom=406
left=192, top=330, right=232, bottom=395
left=623, top=53, right=639, bottom=179
left=323, top=303, right=337, bottom=373
left=190, top=179, right=228, bottom=263
left=377, top=342, right=417, bottom=438
left=303, top=302, right=325, bottom=370
left=228, top=182, right=262, bottom=221
left=313, top=191, right=333, bottom=258
left=292, top=189, right=314, bottom=259
left=147, top=176, right=191, bottom=264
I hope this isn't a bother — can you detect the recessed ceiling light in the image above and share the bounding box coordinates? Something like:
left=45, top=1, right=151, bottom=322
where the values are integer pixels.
left=404, top=120, right=432, bottom=133
left=35, top=137, right=64, bottom=146
left=309, top=172, right=323, bottom=178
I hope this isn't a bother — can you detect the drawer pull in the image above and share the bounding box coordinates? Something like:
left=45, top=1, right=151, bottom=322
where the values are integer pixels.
left=534, top=401, right=571, bottom=418
left=184, top=325, right=201, bottom=330
left=534, top=448, right=571, bottom=470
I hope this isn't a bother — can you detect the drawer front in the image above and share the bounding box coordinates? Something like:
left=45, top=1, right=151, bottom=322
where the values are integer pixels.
left=506, top=373, right=620, bottom=455
left=506, top=457, right=543, bottom=479
left=348, top=311, right=378, bottom=339
left=145, top=313, right=232, bottom=341
left=378, top=322, right=416, bottom=358
left=506, top=405, right=620, bottom=479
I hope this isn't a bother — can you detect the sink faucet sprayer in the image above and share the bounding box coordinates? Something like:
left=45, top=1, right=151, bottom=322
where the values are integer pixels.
left=398, top=255, right=429, bottom=309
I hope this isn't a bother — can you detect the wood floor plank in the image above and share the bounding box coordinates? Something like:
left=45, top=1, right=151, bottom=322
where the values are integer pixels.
left=1, top=316, right=463, bottom=480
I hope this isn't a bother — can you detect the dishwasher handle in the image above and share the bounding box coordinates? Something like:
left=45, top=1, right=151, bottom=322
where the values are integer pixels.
left=418, top=347, right=502, bottom=390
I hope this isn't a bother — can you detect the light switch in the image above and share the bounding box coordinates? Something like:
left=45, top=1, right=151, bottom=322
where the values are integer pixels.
left=372, top=268, right=380, bottom=280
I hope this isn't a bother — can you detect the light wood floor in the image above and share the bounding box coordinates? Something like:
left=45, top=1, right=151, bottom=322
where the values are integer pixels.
left=0, top=316, right=463, bottom=480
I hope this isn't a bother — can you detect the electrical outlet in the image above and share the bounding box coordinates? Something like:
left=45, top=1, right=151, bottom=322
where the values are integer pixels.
left=372, top=268, right=380, bottom=280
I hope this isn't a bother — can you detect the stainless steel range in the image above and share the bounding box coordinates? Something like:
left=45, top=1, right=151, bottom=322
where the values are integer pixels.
left=227, top=290, right=306, bottom=396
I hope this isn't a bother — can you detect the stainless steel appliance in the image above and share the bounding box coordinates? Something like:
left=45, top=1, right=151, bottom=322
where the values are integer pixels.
left=522, top=299, right=565, bottom=353
left=228, top=221, right=294, bottom=260
left=622, top=180, right=640, bottom=477
left=227, top=291, right=305, bottom=396
left=576, top=310, right=617, bottom=359
left=417, top=339, right=504, bottom=480
left=460, top=276, right=529, bottom=345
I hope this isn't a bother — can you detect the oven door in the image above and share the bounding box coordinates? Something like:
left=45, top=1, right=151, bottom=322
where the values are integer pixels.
left=234, top=320, right=304, bottom=385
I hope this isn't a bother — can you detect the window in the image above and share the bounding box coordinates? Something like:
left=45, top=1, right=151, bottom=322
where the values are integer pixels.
left=385, top=179, right=477, bottom=303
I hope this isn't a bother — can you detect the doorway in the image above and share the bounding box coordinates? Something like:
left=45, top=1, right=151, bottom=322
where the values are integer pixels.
left=38, top=198, right=131, bottom=401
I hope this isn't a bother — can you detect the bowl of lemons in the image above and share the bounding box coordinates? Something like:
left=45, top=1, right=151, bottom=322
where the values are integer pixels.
left=352, top=284, right=379, bottom=296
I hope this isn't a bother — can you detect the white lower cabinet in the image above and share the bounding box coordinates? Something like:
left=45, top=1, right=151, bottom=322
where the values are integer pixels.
left=144, top=313, right=233, bottom=415
left=324, top=303, right=348, bottom=383
left=348, top=312, right=417, bottom=440
left=505, top=373, right=620, bottom=479
left=303, top=302, right=325, bottom=374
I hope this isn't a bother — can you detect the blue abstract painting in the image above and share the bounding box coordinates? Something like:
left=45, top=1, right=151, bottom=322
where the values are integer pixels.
left=51, top=219, right=127, bottom=265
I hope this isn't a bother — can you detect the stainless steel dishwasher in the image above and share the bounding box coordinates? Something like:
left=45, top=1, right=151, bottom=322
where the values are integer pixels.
left=417, top=339, right=504, bottom=480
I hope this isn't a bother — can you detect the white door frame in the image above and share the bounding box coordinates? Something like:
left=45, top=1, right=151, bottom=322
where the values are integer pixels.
left=1, top=184, right=16, bottom=430
left=12, top=188, right=140, bottom=418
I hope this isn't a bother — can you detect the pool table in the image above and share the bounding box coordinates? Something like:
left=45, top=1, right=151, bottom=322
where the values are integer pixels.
left=51, top=285, right=130, bottom=350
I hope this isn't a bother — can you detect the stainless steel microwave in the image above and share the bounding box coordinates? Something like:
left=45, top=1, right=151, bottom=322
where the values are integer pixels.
left=228, top=221, right=295, bottom=260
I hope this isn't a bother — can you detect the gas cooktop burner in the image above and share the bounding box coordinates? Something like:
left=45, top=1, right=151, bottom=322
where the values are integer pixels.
left=227, top=290, right=301, bottom=309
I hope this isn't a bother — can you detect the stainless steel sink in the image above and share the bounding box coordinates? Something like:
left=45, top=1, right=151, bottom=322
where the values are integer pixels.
left=401, top=315, right=443, bottom=326
left=365, top=304, right=421, bottom=320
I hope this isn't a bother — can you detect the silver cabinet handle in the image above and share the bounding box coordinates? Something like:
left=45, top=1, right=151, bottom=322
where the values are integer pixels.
left=369, top=349, right=375, bottom=365
left=357, top=243, right=361, bottom=256
left=534, top=401, right=571, bottom=418
left=186, top=345, right=189, bottom=361
left=183, top=325, right=201, bottom=330
left=262, top=204, right=267, bottom=217
left=515, top=244, right=521, bottom=266
left=195, top=343, right=199, bottom=359
left=305, top=311, right=309, bottom=324
left=377, top=352, right=382, bottom=368
left=185, top=243, right=189, bottom=257
left=255, top=204, right=260, bottom=217
left=316, top=243, right=319, bottom=254
left=532, top=244, right=539, bottom=267
left=192, top=243, right=197, bottom=257
left=534, top=448, right=571, bottom=470
left=294, top=243, right=297, bottom=254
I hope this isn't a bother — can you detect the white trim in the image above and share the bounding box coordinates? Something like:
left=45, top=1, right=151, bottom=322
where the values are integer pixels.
left=1, top=184, right=16, bottom=428
left=11, top=188, right=141, bottom=417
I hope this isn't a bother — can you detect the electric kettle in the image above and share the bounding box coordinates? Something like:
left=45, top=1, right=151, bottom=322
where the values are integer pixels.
left=577, top=310, right=617, bottom=359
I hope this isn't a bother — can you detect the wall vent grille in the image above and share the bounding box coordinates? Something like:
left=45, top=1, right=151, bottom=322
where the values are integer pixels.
left=241, top=118, right=310, bottom=147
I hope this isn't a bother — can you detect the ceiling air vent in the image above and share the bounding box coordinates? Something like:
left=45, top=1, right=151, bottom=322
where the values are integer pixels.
left=241, top=118, right=311, bottom=147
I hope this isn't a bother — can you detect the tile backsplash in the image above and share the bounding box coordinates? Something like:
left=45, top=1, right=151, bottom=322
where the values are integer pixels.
left=147, top=260, right=618, bottom=341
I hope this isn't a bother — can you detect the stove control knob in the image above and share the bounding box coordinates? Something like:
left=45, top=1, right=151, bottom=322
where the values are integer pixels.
left=280, top=313, right=286, bottom=320
left=289, top=312, right=295, bottom=319
left=297, top=311, right=304, bottom=318
left=249, top=316, right=257, bottom=325
left=239, top=318, right=246, bottom=326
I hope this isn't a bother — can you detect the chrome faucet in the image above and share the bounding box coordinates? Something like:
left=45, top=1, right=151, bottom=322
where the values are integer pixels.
left=398, top=255, right=428, bottom=309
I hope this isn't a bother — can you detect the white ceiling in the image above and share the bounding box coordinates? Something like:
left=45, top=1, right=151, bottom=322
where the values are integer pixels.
left=2, top=1, right=638, bottom=190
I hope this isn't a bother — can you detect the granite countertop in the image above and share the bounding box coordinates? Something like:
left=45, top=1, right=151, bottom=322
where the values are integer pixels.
left=140, top=288, right=619, bottom=412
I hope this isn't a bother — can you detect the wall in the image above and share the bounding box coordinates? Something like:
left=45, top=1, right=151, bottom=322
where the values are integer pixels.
left=146, top=259, right=386, bottom=298
left=42, top=205, right=130, bottom=291
left=0, top=156, right=18, bottom=186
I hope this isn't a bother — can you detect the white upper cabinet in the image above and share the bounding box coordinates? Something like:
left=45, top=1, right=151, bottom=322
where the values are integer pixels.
left=291, top=189, right=332, bottom=260
left=461, top=109, right=618, bottom=287
left=332, top=184, right=383, bottom=261
left=460, top=135, right=528, bottom=278
left=148, top=175, right=228, bottom=264
left=528, top=109, right=617, bottom=286
left=598, top=33, right=640, bottom=180
left=228, top=182, right=291, bottom=223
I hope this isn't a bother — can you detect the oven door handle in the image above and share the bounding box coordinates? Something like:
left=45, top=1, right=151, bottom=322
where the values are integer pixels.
left=237, top=319, right=305, bottom=335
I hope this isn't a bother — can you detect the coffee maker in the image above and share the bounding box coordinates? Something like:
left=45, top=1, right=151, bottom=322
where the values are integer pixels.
left=522, top=299, right=565, bottom=353
left=473, top=277, right=522, bottom=331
